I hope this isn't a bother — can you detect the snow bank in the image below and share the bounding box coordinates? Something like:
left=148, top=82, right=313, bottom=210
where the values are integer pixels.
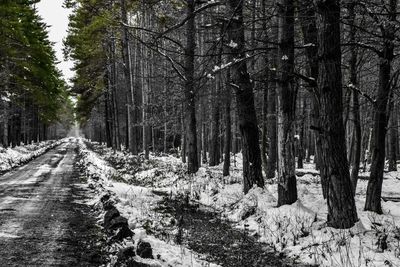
left=76, top=139, right=221, bottom=267
left=0, top=139, right=64, bottom=172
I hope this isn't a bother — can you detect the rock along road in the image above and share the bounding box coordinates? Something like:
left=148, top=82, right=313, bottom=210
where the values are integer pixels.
left=0, top=139, right=104, bottom=266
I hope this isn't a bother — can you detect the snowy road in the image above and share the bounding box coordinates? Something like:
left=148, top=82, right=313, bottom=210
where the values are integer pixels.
left=0, top=139, right=105, bottom=266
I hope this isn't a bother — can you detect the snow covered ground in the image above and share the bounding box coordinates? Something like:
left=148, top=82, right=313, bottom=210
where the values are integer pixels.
left=77, top=139, right=221, bottom=267
left=78, top=139, right=400, bottom=267
left=0, top=139, right=65, bottom=173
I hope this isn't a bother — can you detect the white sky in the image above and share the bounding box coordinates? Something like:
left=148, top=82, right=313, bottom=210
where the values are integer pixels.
left=36, top=0, right=74, bottom=85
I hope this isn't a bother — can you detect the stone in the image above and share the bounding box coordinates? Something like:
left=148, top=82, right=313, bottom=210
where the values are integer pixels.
left=109, top=216, right=129, bottom=230
left=112, top=225, right=134, bottom=242
left=100, top=193, right=111, bottom=203
left=102, top=200, right=115, bottom=211
left=136, top=240, right=153, bottom=259
left=117, top=246, right=136, bottom=261
left=104, top=207, right=120, bottom=229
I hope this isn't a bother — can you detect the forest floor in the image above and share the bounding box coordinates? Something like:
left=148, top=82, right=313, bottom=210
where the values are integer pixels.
left=153, top=193, right=304, bottom=266
left=0, top=139, right=106, bottom=266
left=78, top=138, right=400, bottom=267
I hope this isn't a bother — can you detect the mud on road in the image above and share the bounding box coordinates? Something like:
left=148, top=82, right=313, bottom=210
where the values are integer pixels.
left=0, top=140, right=106, bottom=266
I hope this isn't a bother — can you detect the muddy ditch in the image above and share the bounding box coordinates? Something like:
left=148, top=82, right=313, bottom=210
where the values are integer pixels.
left=151, top=191, right=314, bottom=267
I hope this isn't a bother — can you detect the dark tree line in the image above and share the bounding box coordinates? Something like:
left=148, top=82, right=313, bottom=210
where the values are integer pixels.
left=0, top=1, right=73, bottom=147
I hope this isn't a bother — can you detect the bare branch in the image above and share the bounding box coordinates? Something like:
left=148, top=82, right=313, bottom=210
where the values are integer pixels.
left=155, top=1, right=223, bottom=40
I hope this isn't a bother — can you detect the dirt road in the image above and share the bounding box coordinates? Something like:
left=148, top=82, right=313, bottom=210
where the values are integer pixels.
left=0, top=139, right=105, bottom=266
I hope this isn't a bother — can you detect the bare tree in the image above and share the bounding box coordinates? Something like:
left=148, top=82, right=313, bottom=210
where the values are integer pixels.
left=276, top=0, right=298, bottom=206
left=184, top=0, right=199, bottom=173
left=316, top=0, right=358, bottom=228
left=226, top=0, right=264, bottom=193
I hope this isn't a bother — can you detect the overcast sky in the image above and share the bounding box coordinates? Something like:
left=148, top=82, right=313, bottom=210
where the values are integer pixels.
left=36, top=0, right=74, bottom=84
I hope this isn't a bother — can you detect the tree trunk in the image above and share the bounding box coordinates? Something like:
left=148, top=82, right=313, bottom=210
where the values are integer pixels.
left=261, top=0, right=269, bottom=176
left=104, top=85, right=113, bottom=148
left=181, top=108, right=186, bottom=163
left=226, top=0, right=264, bottom=194
left=202, top=123, right=207, bottom=163
left=163, top=55, right=168, bottom=154
left=261, top=79, right=269, bottom=174
left=350, top=85, right=362, bottom=193
left=397, top=109, right=400, bottom=161
left=266, top=16, right=278, bottom=179
left=106, top=54, right=115, bottom=148
left=183, top=0, right=199, bottom=173
left=232, top=101, right=239, bottom=155
left=388, top=103, right=398, bottom=171
left=3, top=101, right=9, bottom=148
left=365, top=0, right=397, bottom=214
left=266, top=70, right=277, bottom=179
left=140, top=7, right=150, bottom=159
left=223, top=71, right=232, bottom=177
left=209, top=68, right=221, bottom=166
left=366, top=61, right=392, bottom=214
left=110, top=36, right=120, bottom=151
left=348, top=0, right=362, bottom=195
left=211, top=18, right=224, bottom=166
left=2, top=61, right=10, bottom=148
left=297, top=94, right=306, bottom=169
left=316, top=0, right=358, bottom=228
left=276, top=0, right=297, bottom=206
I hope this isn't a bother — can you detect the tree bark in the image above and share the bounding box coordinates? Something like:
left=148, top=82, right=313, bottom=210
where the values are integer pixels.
left=226, top=0, right=264, bottom=194
left=104, top=82, right=113, bottom=148
left=297, top=94, right=306, bottom=169
left=276, top=0, right=297, bottom=206
left=266, top=69, right=277, bottom=179
left=105, top=52, right=115, bottom=148
left=388, top=103, right=398, bottom=171
left=262, top=79, right=269, bottom=174
left=3, top=101, right=9, bottom=148
left=110, top=36, right=120, bottom=151
left=316, top=0, right=358, bottom=228
left=2, top=60, right=10, bottom=148
left=163, top=45, right=168, bottom=153
left=261, top=0, right=269, bottom=176
left=348, top=0, right=362, bottom=195
left=202, top=123, right=207, bottom=163
left=140, top=7, right=150, bottom=159
left=223, top=71, right=232, bottom=177
left=266, top=15, right=278, bottom=179
left=365, top=0, right=397, bottom=214
left=184, top=0, right=199, bottom=173
left=181, top=108, right=186, bottom=163
left=209, top=66, right=221, bottom=166
left=366, top=59, right=392, bottom=214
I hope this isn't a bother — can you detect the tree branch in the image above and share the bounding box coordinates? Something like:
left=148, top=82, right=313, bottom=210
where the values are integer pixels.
left=155, top=1, right=222, bottom=40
